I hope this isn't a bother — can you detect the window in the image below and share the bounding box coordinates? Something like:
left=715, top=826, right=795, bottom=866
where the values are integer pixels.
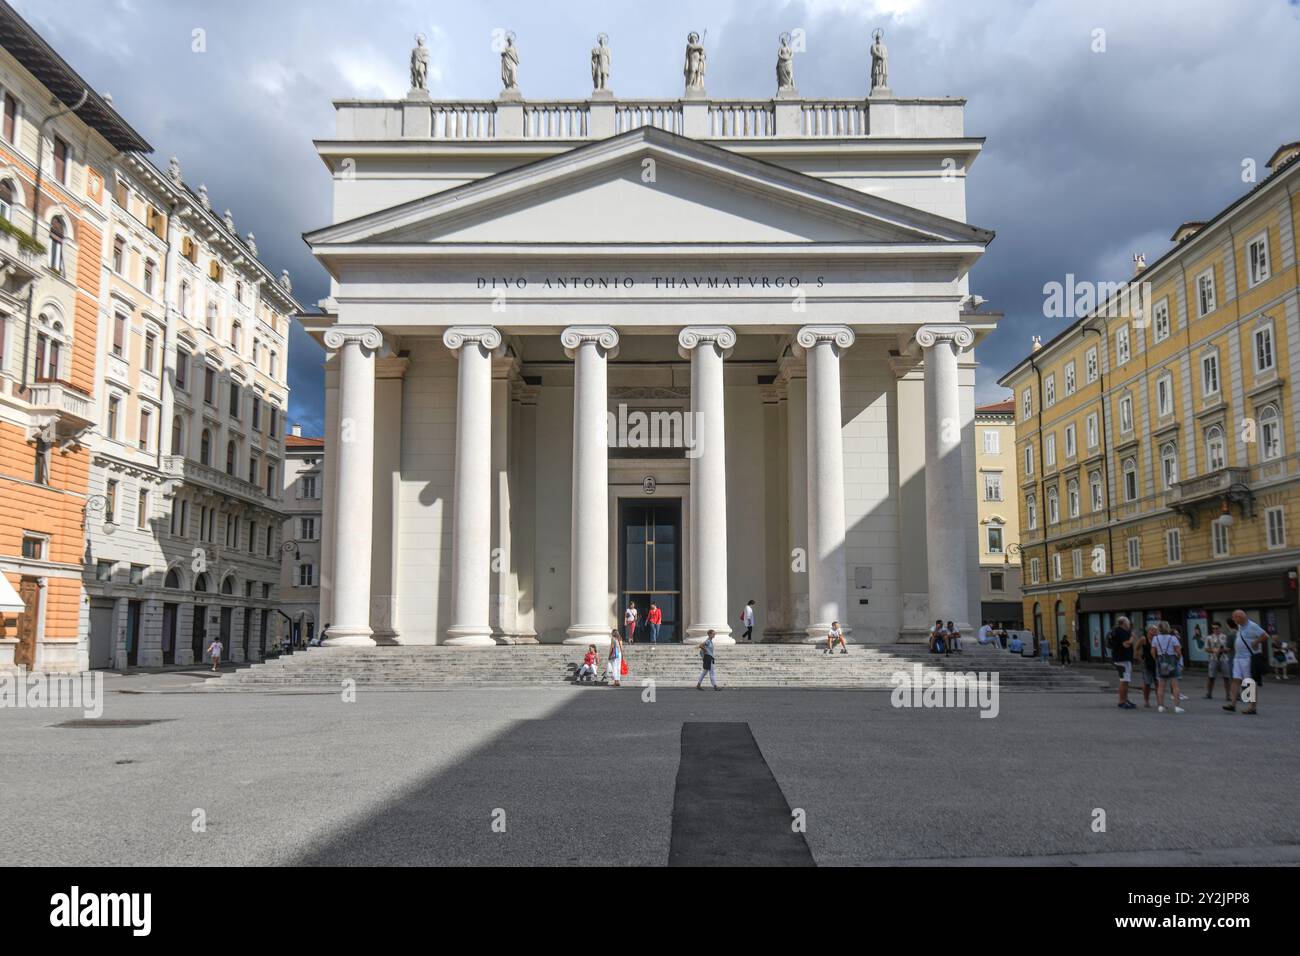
left=180, top=280, right=192, bottom=318
left=989, top=571, right=1004, bottom=592
left=1072, top=549, right=1083, bottom=579
left=0, top=178, right=13, bottom=221
left=1047, top=487, right=1060, bottom=524
left=1156, top=374, right=1174, bottom=417
left=225, top=513, right=236, bottom=548
left=53, top=135, right=69, bottom=183
left=226, top=440, right=238, bottom=476
left=2, top=91, right=18, bottom=144
left=265, top=462, right=277, bottom=498
left=112, top=311, right=127, bottom=357
left=1024, top=443, right=1034, bottom=476
left=270, top=351, right=278, bottom=378
left=206, top=301, right=217, bottom=334
left=1166, top=528, right=1181, bottom=564
left=987, top=525, right=1004, bottom=554
left=96, top=560, right=114, bottom=582
left=1044, top=375, right=1056, bottom=408
left=171, top=498, right=188, bottom=537
left=982, top=430, right=999, bottom=454
left=1067, top=478, right=1080, bottom=517
left=298, top=563, right=315, bottom=587
left=209, top=260, right=224, bottom=282
left=129, top=565, right=146, bottom=586
left=1086, top=412, right=1099, bottom=449
left=1127, top=536, right=1141, bottom=570
left=252, top=394, right=262, bottom=431
left=176, top=349, right=190, bottom=391
left=247, top=519, right=257, bottom=554
left=1254, top=323, right=1275, bottom=374
left=1122, top=457, right=1138, bottom=502
left=204, top=367, right=216, bottom=405
left=1197, top=269, right=1216, bottom=316
left=1160, top=442, right=1178, bottom=489
left=1201, top=351, right=1219, bottom=397
left=300, top=516, right=317, bottom=540
left=1260, top=405, right=1282, bottom=461
left=1266, top=506, right=1286, bottom=549
left=301, top=476, right=317, bottom=499
left=1026, top=494, right=1038, bottom=530
left=1115, top=325, right=1131, bottom=365
left=983, top=473, right=1002, bottom=501
left=138, top=407, right=152, bottom=451
left=182, top=236, right=197, bottom=264
left=112, top=236, right=125, bottom=274
left=106, top=395, right=120, bottom=439
left=1248, top=233, right=1270, bottom=287
left=171, top=416, right=183, bottom=455
left=200, top=429, right=212, bottom=466
left=1022, top=388, right=1033, bottom=420
left=1029, top=557, right=1040, bottom=585
left=48, top=216, right=66, bottom=273
left=105, top=479, right=118, bottom=523
left=1212, top=521, right=1230, bottom=558
left=1089, top=471, right=1104, bottom=512
left=265, top=525, right=274, bottom=557
left=142, top=258, right=155, bottom=295
left=136, top=489, right=149, bottom=530
left=1064, top=361, right=1076, bottom=396
left=1051, top=553, right=1062, bottom=580
left=269, top=406, right=279, bottom=437
left=1153, top=298, right=1170, bottom=342
left=1119, top=395, right=1134, bottom=433
left=1205, top=425, right=1226, bottom=471
left=248, top=453, right=259, bottom=485
left=229, top=381, right=241, bottom=419
left=1045, top=433, right=1057, bottom=468
left=230, top=320, right=241, bottom=352
left=1085, top=346, right=1098, bottom=384
left=144, top=331, right=156, bottom=373
left=1064, top=423, right=1076, bottom=459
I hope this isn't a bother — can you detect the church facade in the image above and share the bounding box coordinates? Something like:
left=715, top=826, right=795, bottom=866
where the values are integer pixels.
left=303, top=37, right=998, bottom=646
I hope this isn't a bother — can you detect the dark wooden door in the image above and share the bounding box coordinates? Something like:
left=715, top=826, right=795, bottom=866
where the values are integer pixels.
left=15, top=577, right=39, bottom=668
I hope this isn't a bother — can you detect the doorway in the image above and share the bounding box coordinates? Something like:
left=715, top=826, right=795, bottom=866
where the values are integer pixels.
left=89, top=598, right=114, bottom=669
left=15, top=577, right=40, bottom=668
left=619, top=499, right=682, bottom=643
left=161, top=602, right=177, bottom=665
left=191, top=604, right=207, bottom=662
left=125, top=599, right=141, bottom=667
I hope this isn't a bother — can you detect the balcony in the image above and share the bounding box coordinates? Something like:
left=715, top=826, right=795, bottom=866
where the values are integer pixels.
left=1169, top=468, right=1253, bottom=528
left=24, top=378, right=95, bottom=437
left=162, top=455, right=278, bottom=511
left=0, top=226, right=43, bottom=300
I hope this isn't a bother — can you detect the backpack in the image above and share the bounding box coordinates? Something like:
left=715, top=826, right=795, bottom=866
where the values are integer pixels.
left=1154, top=634, right=1179, bottom=678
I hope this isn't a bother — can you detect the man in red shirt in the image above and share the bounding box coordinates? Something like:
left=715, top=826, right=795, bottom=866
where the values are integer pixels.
left=647, top=603, right=663, bottom=643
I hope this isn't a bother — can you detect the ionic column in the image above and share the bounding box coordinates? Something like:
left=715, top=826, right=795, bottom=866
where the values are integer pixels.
left=797, top=325, right=855, bottom=643
left=561, top=326, right=619, bottom=645
left=916, top=324, right=974, bottom=634
left=442, top=326, right=502, bottom=646
left=678, top=326, right=735, bottom=644
left=320, top=325, right=382, bottom=646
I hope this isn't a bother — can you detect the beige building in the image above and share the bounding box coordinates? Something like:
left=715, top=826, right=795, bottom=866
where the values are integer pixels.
left=975, top=398, right=1023, bottom=626
left=279, top=425, right=323, bottom=645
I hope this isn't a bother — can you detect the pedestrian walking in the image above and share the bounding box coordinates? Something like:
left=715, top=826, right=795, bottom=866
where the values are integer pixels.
left=1152, top=622, right=1185, bottom=714
left=1059, top=633, right=1071, bottom=665
left=206, top=637, right=224, bottom=672
left=647, top=602, right=662, bottom=644
left=1225, top=609, right=1266, bottom=715
left=624, top=602, right=638, bottom=644
left=696, top=629, right=719, bottom=690
left=1205, top=623, right=1231, bottom=700
left=740, top=600, right=756, bottom=642
left=605, top=628, right=623, bottom=687
left=1109, top=616, right=1136, bottom=710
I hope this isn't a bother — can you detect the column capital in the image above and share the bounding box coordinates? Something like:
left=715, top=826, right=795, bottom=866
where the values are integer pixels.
left=794, top=325, right=855, bottom=354
left=677, top=325, right=736, bottom=360
left=914, top=324, right=975, bottom=353
left=561, top=325, right=619, bottom=359
left=442, top=325, right=503, bottom=352
left=322, top=324, right=383, bottom=351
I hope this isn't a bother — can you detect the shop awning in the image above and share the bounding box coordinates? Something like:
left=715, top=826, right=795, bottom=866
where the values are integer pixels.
left=0, top=573, right=25, bottom=614
left=1076, top=572, right=1290, bottom=613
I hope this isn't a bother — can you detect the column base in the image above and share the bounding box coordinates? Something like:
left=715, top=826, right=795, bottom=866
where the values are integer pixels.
left=323, top=626, right=375, bottom=647
left=685, top=625, right=734, bottom=645
left=564, top=623, right=613, bottom=645
left=444, top=625, right=496, bottom=646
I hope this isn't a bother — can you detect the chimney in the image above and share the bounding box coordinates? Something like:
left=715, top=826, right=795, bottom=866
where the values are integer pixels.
left=291, top=422, right=302, bottom=438
left=1031, top=335, right=1042, bottom=352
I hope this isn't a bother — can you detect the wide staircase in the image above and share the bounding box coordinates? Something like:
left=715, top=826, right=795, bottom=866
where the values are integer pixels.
left=203, top=641, right=1107, bottom=692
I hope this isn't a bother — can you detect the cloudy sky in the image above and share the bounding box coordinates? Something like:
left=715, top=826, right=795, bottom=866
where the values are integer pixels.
left=16, top=0, right=1300, bottom=429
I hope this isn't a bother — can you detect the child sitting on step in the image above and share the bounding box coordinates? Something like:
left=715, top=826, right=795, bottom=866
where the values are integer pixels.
left=576, top=645, right=598, bottom=683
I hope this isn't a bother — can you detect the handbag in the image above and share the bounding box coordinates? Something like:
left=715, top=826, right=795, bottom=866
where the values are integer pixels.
left=620, top=658, right=628, bottom=677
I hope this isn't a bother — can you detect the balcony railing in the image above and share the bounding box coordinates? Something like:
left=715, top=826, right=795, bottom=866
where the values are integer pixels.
left=163, top=455, right=278, bottom=510
left=1169, top=467, right=1251, bottom=507
left=25, top=378, right=94, bottom=430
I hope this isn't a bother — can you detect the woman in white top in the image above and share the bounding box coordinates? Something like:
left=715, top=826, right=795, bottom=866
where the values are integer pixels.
left=624, top=602, right=638, bottom=644
left=606, top=628, right=623, bottom=687
left=1151, top=622, right=1184, bottom=714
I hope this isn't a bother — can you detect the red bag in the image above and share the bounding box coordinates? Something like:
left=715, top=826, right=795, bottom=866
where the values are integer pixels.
left=620, top=658, right=629, bottom=676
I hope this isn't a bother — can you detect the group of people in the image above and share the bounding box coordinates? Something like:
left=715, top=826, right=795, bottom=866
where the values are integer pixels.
left=928, top=620, right=963, bottom=654
left=1109, top=610, right=1269, bottom=715
left=620, top=599, right=759, bottom=644
left=573, top=626, right=723, bottom=689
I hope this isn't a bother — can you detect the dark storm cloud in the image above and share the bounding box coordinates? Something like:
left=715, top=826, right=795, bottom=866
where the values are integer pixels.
left=18, top=0, right=1299, bottom=425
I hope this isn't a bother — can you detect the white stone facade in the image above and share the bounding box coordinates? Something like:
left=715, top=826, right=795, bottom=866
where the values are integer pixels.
left=306, top=89, right=997, bottom=646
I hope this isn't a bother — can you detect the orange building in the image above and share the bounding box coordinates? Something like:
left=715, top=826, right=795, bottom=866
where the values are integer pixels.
left=0, top=5, right=151, bottom=671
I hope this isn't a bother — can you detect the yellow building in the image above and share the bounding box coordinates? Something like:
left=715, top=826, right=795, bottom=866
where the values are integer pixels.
left=999, top=139, right=1300, bottom=663
left=975, top=398, right=1023, bottom=627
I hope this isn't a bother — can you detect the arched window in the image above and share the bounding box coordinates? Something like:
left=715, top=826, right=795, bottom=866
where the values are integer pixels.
left=1122, top=457, right=1138, bottom=501
left=1025, top=494, right=1037, bottom=530
left=48, top=216, right=66, bottom=272
left=170, top=416, right=184, bottom=455
left=0, top=178, right=14, bottom=220
left=1160, top=442, right=1178, bottom=489
left=1067, top=478, right=1080, bottom=518
left=194, top=572, right=209, bottom=592
left=1260, top=405, right=1282, bottom=461
left=225, top=439, right=237, bottom=476
left=33, top=312, right=64, bottom=381
left=200, top=428, right=212, bottom=466
left=220, top=574, right=235, bottom=595
left=164, top=567, right=181, bottom=589
left=1047, top=486, right=1060, bottom=524
left=1089, top=470, right=1104, bottom=512
left=1205, top=426, right=1225, bottom=471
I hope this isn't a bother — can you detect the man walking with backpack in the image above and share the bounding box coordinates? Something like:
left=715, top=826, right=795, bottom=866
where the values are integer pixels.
left=1152, top=622, right=1185, bottom=714
left=1109, top=616, right=1136, bottom=709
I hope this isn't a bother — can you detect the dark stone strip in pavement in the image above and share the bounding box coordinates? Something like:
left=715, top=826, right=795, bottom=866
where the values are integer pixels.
left=669, top=721, right=815, bottom=867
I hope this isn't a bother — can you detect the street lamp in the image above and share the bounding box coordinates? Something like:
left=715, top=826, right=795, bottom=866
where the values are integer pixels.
left=82, top=494, right=116, bottom=531
left=280, top=539, right=301, bottom=561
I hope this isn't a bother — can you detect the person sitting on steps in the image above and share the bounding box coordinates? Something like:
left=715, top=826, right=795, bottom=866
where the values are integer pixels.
left=825, top=620, right=848, bottom=655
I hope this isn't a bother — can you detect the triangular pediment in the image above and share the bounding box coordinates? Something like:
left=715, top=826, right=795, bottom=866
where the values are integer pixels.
left=306, top=126, right=992, bottom=249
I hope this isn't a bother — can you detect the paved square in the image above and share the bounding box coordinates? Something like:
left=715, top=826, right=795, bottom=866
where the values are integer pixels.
left=3, top=671, right=1298, bottom=866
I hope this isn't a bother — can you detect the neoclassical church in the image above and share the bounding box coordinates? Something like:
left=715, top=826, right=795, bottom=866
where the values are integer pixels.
left=303, top=34, right=997, bottom=646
